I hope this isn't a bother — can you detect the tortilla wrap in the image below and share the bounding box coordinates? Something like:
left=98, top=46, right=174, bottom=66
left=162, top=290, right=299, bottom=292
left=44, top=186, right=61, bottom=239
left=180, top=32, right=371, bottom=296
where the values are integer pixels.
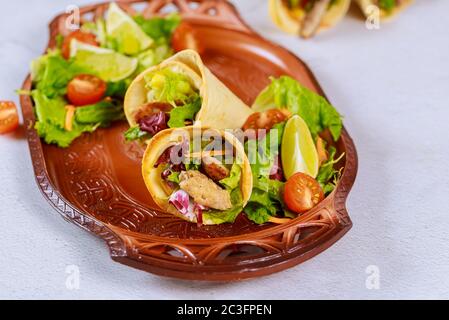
left=124, top=49, right=254, bottom=130
left=269, top=0, right=350, bottom=37
left=355, top=0, right=413, bottom=21
left=141, top=126, right=253, bottom=224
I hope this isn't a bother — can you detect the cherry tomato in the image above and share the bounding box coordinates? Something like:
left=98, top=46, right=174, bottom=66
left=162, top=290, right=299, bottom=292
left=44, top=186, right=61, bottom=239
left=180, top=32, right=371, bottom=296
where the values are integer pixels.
left=283, top=172, right=324, bottom=214
left=243, top=109, right=291, bottom=138
left=61, top=30, right=98, bottom=59
left=0, top=101, right=19, bottom=134
left=67, top=74, right=107, bottom=106
left=171, top=22, right=204, bottom=54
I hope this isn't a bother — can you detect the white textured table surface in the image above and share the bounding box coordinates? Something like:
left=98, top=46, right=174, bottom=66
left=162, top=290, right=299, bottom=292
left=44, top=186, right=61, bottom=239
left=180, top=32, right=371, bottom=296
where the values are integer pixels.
left=1, top=0, right=448, bottom=299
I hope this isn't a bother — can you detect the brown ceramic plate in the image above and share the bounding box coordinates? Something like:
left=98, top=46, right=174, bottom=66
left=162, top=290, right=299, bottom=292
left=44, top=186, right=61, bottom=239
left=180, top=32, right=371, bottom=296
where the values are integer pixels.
left=20, top=0, right=357, bottom=281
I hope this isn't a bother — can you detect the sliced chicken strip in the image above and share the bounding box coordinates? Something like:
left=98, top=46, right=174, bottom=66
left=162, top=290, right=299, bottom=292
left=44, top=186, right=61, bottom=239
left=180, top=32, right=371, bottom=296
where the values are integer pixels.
left=134, top=102, right=172, bottom=123
left=300, top=0, right=332, bottom=38
left=201, top=156, right=230, bottom=182
left=179, top=170, right=232, bottom=210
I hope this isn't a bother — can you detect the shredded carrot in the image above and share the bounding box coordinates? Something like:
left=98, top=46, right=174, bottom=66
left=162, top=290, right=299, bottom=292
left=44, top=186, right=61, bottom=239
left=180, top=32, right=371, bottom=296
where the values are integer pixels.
left=65, top=105, right=75, bottom=131
left=316, top=136, right=329, bottom=165
left=268, top=216, right=292, bottom=224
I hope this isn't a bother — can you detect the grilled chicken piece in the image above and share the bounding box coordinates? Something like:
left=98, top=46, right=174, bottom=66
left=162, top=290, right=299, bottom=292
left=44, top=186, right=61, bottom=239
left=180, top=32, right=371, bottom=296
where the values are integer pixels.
left=179, top=170, right=232, bottom=210
left=134, top=102, right=172, bottom=123
left=300, top=0, right=332, bottom=38
left=201, top=156, right=230, bottom=182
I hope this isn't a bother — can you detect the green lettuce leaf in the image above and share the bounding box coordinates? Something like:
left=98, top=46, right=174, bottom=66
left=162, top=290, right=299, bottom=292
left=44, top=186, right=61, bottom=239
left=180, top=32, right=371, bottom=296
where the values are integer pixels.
left=243, top=176, right=285, bottom=224
left=167, top=96, right=201, bottom=128
left=144, top=68, right=198, bottom=107
left=124, top=126, right=149, bottom=141
left=243, top=122, right=287, bottom=224
left=105, top=79, right=131, bottom=98
left=244, top=203, right=272, bottom=225
left=134, top=14, right=181, bottom=44
left=316, top=146, right=345, bottom=195
left=253, top=76, right=343, bottom=141
left=32, top=90, right=98, bottom=148
left=245, top=122, right=284, bottom=178
left=219, top=163, right=242, bottom=190
left=75, top=100, right=125, bottom=126
left=31, top=51, right=88, bottom=98
left=167, top=171, right=180, bottom=184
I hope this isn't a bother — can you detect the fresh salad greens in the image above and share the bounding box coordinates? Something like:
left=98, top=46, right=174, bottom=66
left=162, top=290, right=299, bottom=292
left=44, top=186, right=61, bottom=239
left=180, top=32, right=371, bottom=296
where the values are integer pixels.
left=28, top=3, right=181, bottom=148
left=316, top=146, right=344, bottom=194
left=124, top=125, right=148, bottom=142
left=74, top=99, right=124, bottom=126
left=253, top=76, right=343, bottom=141
left=167, top=97, right=202, bottom=128
left=144, top=68, right=198, bottom=107
left=244, top=122, right=287, bottom=224
left=31, top=50, right=88, bottom=98
left=244, top=76, right=344, bottom=224
left=220, top=163, right=242, bottom=191
left=32, top=90, right=97, bottom=147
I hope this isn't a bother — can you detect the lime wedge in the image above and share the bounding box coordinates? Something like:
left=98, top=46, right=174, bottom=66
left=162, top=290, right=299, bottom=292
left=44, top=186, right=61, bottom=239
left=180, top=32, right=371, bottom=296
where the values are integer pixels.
left=96, top=18, right=107, bottom=47
left=70, top=40, right=138, bottom=82
left=281, top=115, right=319, bottom=179
left=106, top=2, right=153, bottom=55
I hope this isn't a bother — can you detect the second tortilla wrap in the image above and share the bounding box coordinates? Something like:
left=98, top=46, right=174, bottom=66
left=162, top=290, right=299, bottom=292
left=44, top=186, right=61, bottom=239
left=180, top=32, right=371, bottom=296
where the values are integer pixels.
left=124, top=49, right=254, bottom=131
left=269, top=0, right=351, bottom=37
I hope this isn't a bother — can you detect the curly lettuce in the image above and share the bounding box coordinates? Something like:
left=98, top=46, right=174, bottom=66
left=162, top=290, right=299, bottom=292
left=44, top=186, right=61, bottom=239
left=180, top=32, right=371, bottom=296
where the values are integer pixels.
left=167, top=96, right=201, bottom=128
left=28, top=4, right=182, bottom=148
left=316, top=146, right=345, bottom=194
left=253, top=76, right=343, bottom=141
left=144, top=68, right=198, bottom=107
left=243, top=123, right=288, bottom=224
left=32, top=91, right=99, bottom=147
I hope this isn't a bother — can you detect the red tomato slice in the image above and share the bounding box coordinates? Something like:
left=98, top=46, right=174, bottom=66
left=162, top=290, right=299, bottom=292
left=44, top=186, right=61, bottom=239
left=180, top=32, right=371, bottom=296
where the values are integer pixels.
left=171, top=22, right=204, bottom=54
left=67, top=74, right=107, bottom=106
left=61, top=30, right=99, bottom=60
left=0, top=101, right=19, bottom=134
left=283, top=172, right=324, bottom=214
left=243, top=109, right=291, bottom=138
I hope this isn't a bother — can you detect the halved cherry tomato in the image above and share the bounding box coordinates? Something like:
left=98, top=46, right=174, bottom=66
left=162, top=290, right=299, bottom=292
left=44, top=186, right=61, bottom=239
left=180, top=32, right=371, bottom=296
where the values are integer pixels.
left=171, top=22, right=204, bottom=54
left=61, top=30, right=98, bottom=59
left=243, top=109, right=291, bottom=138
left=283, top=172, right=324, bottom=214
left=67, top=74, right=107, bottom=106
left=0, top=101, right=19, bottom=134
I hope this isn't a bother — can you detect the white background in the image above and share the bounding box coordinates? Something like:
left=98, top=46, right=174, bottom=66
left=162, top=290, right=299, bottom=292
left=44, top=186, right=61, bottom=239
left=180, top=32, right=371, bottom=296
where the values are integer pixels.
left=0, top=0, right=448, bottom=299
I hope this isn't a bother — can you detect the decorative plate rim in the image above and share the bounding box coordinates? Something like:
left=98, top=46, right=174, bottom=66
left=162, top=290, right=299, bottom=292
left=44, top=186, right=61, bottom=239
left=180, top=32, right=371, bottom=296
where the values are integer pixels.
left=19, top=0, right=358, bottom=280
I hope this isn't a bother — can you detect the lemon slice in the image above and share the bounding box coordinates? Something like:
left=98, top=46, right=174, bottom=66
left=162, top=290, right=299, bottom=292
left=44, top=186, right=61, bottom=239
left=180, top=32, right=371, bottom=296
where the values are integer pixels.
left=281, top=115, right=319, bottom=179
left=70, top=40, right=138, bottom=82
left=106, top=2, right=153, bottom=55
